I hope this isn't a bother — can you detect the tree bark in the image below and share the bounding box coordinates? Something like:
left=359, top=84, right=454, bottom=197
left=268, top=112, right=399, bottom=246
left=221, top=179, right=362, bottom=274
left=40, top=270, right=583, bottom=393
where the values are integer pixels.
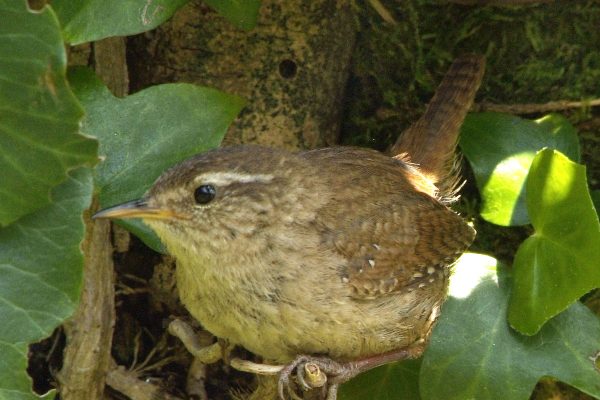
left=57, top=37, right=127, bottom=400
left=128, top=0, right=357, bottom=150
left=56, top=199, right=115, bottom=400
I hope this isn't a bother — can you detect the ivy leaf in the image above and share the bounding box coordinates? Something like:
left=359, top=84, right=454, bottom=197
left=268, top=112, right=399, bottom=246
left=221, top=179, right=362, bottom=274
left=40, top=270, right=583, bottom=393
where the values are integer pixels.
left=339, top=359, right=421, bottom=400
left=0, top=168, right=94, bottom=399
left=508, top=149, right=600, bottom=335
left=592, top=190, right=600, bottom=216
left=0, top=0, right=97, bottom=226
left=460, top=113, right=580, bottom=226
left=69, top=67, right=245, bottom=252
left=204, top=0, right=261, bottom=30
left=421, top=253, right=600, bottom=400
left=52, top=0, right=188, bottom=44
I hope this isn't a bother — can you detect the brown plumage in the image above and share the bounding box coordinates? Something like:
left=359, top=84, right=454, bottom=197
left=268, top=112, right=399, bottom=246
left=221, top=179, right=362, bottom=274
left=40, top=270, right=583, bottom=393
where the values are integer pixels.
left=95, top=55, right=485, bottom=399
left=390, top=54, right=486, bottom=199
left=302, top=147, right=474, bottom=300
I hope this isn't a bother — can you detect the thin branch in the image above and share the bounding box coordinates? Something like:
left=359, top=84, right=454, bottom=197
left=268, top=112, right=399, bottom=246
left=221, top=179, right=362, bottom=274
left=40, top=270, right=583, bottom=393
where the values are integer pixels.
left=106, top=361, right=183, bottom=400
left=367, top=0, right=397, bottom=25
left=473, top=98, right=600, bottom=114
left=448, top=0, right=553, bottom=5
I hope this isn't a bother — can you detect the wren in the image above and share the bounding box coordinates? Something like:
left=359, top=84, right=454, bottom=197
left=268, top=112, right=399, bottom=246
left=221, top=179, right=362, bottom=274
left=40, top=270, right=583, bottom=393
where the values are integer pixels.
left=95, top=55, right=485, bottom=399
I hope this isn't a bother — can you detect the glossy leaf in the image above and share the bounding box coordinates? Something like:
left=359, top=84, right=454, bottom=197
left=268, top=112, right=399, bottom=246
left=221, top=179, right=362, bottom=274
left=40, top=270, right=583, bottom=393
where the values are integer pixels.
left=339, top=359, right=421, bottom=400
left=52, top=0, right=188, bottom=44
left=460, top=113, right=580, bottom=226
left=0, top=0, right=97, bottom=226
left=0, top=168, right=93, bottom=399
left=508, top=149, right=600, bottom=335
left=204, top=0, right=261, bottom=30
left=592, top=190, right=600, bottom=216
left=421, top=253, right=600, bottom=400
left=69, top=67, right=245, bottom=252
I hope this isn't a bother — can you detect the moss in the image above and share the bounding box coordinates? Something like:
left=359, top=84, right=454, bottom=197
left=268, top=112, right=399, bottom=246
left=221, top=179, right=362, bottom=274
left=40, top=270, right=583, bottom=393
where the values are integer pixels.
left=342, top=0, right=600, bottom=149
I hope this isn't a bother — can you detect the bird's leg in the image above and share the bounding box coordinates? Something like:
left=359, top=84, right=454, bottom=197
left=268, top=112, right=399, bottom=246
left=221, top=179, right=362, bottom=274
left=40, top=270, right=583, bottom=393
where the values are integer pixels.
left=229, top=358, right=285, bottom=375
left=170, top=317, right=427, bottom=400
left=278, top=342, right=426, bottom=400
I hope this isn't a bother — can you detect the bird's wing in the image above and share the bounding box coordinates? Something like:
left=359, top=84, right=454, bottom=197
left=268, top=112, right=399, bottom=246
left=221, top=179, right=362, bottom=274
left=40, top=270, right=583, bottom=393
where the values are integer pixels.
left=322, top=194, right=474, bottom=299
left=304, top=147, right=475, bottom=300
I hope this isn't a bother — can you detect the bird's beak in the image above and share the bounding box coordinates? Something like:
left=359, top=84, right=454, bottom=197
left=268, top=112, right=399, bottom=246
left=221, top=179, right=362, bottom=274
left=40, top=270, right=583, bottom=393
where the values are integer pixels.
left=93, top=199, right=186, bottom=220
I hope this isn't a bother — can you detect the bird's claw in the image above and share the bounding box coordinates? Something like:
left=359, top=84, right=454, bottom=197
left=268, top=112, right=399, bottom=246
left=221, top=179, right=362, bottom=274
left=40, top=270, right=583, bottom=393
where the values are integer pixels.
left=277, top=355, right=343, bottom=400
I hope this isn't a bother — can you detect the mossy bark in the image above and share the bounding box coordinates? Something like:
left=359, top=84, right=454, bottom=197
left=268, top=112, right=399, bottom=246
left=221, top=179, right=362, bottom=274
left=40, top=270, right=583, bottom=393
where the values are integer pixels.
left=128, top=0, right=357, bottom=150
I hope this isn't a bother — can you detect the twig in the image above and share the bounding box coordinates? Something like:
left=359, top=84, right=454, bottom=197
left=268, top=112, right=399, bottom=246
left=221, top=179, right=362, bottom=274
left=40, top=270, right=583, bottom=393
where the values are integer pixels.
left=473, top=98, right=600, bottom=114
left=106, top=360, right=183, bottom=400
left=379, top=97, right=600, bottom=120
left=168, top=319, right=222, bottom=364
left=367, top=0, right=397, bottom=25
left=449, top=0, right=553, bottom=5
left=131, top=329, right=184, bottom=373
left=187, top=358, right=209, bottom=400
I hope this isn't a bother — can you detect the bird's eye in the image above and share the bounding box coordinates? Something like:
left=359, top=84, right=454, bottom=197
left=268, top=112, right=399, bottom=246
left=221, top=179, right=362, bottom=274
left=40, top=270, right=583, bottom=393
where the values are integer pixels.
left=194, top=185, right=216, bottom=205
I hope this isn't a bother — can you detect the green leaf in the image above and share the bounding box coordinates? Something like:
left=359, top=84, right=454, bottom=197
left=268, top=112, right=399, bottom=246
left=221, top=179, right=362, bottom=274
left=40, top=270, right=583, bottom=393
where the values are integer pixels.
left=508, top=149, right=600, bottom=335
left=0, top=167, right=93, bottom=398
left=0, top=343, right=54, bottom=400
left=0, top=0, right=97, bottom=227
left=69, top=67, right=245, bottom=252
left=204, top=0, right=261, bottom=30
left=339, top=359, right=421, bottom=400
left=52, top=0, right=188, bottom=44
left=460, top=113, right=580, bottom=226
left=592, top=190, right=600, bottom=216
left=421, top=253, right=600, bottom=400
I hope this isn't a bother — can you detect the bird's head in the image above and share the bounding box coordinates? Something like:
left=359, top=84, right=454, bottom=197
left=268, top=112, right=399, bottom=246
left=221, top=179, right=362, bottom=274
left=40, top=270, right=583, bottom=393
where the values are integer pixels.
left=94, top=145, right=322, bottom=258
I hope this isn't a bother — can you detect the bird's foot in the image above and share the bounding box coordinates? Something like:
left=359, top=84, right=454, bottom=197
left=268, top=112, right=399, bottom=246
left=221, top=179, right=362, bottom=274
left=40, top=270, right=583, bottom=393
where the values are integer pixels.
left=170, top=318, right=426, bottom=400
left=277, top=345, right=424, bottom=400
left=277, top=355, right=338, bottom=400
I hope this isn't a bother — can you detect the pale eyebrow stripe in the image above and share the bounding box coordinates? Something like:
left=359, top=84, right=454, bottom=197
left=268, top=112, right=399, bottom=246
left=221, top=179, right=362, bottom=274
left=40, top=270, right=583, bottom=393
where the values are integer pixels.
left=193, top=172, right=274, bottom=186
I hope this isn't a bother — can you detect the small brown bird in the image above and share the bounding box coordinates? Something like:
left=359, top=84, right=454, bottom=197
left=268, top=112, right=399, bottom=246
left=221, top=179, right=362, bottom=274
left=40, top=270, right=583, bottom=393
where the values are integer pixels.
left=95, top=55, right=484, bottom=399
